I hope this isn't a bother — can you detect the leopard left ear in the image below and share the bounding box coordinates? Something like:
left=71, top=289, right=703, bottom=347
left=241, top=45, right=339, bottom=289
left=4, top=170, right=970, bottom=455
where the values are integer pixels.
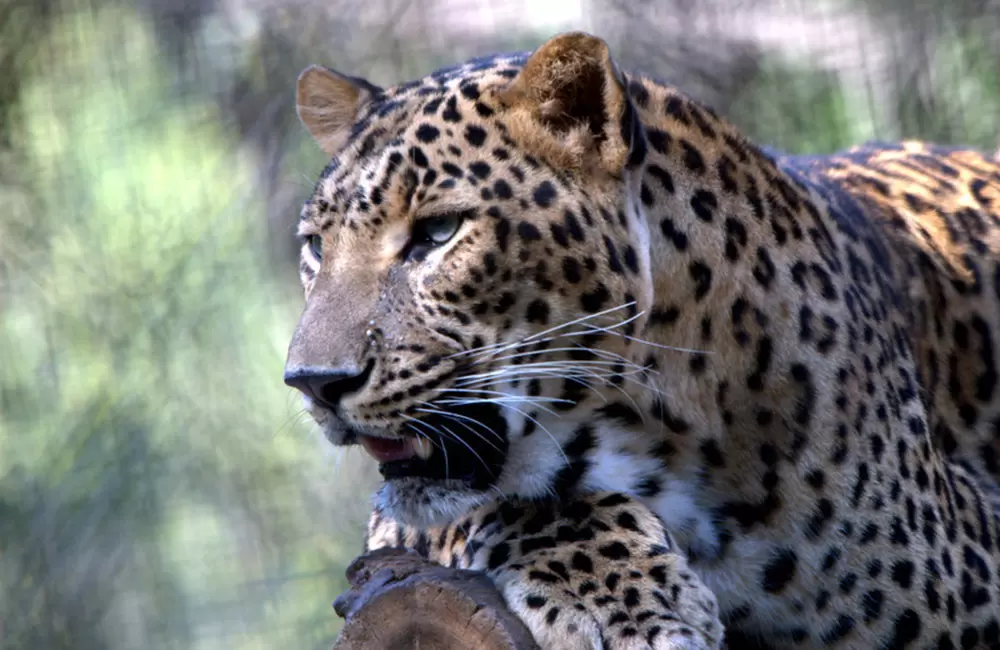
left=296, top=65, right=382, bottom=155
left=499, top=32, right=646, bottom=174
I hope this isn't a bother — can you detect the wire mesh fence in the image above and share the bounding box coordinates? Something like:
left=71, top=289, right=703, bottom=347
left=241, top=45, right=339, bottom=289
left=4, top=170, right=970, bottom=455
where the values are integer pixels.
left=1, top=0, right=998, bottom=648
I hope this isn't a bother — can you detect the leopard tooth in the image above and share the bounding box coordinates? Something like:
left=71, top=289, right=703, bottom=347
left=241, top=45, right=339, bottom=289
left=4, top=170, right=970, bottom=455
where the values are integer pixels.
left=411, top=436, right=434, bottom=460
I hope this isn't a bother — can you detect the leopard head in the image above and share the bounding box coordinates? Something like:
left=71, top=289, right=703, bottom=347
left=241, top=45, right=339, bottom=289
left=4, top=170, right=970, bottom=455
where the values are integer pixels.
left=284, top=32, right=654, bottom=526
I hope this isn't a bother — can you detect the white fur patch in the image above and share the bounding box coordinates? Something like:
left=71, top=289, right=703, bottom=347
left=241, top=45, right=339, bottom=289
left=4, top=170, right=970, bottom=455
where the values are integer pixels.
left=495, top=404, right=585, bottom=499
left=646, top=477, right=720, bottom=559
left=375, top=478, right=489, bottom=528
left=582, top=421, right=721, bottom=558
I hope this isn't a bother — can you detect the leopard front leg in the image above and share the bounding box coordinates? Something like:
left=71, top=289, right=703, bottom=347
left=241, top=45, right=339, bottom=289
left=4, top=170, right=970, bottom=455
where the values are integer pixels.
left=364, top=492, right=724, bottom=650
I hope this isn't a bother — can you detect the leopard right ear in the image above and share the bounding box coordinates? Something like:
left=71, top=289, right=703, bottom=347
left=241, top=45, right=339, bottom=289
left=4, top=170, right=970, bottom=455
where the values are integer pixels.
left=497, top=32, right=644, bottom=175
left=296, top=65, right=381, bottom=155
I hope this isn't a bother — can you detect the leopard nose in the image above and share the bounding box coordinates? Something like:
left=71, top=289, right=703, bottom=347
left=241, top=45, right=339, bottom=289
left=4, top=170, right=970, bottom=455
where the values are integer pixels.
left=284, top=360, right=374, bottom=406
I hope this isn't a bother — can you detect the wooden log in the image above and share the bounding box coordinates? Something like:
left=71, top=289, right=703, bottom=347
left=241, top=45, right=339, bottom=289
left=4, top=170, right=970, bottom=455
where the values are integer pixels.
left=332, top=547, right=540, bottom=650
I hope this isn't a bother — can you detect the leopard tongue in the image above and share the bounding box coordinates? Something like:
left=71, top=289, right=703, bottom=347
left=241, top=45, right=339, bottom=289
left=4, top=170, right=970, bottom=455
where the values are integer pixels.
left=360, top=436, right=432, bottom=463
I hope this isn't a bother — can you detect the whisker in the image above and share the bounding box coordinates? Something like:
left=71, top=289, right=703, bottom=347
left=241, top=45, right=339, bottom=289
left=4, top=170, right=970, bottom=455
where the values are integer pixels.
left=401, top=413, right=440, bottom=440
left=499, top=403, right=570, bottom=467
left=520, top=300, right=638, bottom=342
left=434, top=395, right=571, bottom=406
left=450, top=301, right=710, bottom=391
left=273, top=407, right=311, bottom=439
left=470, top=361, right=648, bottom=412
left=433, top=386, right=568, bottom=417
left=462, top=308, right=644, bottom=361
left=455, top=362, right=646, bottom=390
left=436, top=399, right=564, bottom=421
left=472, top=327, right=705, bottom=369
left=599, top=372, right=646, bottom=414
left=454, top=370, right=609, bottom=402
left=432, top=422, right=465, bottom=478
left=417, top=401, right=570, bottom=479
left=578, top=320, right=712, bottom=355
left=490, top=359, right=670, bottom=413
left=414, top=405, right=505, bottom=451
left=433, top=386, right=572, bottom=404
left=402, top=414, right=451, bottom=478
left=457, top=319, right=636, bottom=363
left=427, top=416, right=494, bottom=475
left=469, top=349, right=648, bottom=374
left=456, top=357, right=645, bottom=381
left=435, top=388, right=566, bottom=419
left=447, top=301, right=640, bottom=360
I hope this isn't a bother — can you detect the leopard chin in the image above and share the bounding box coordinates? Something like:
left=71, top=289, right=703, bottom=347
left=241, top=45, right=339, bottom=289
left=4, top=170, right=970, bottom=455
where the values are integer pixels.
left=374, top=478, right=492, bottom=528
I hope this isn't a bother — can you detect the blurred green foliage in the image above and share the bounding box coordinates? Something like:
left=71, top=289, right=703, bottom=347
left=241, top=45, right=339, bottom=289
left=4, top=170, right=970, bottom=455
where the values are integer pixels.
left=0, top=1, right=996, bottom=649
left=0, top=5, right=376, bottom=649
left=731, top=60, right=874, bottom=155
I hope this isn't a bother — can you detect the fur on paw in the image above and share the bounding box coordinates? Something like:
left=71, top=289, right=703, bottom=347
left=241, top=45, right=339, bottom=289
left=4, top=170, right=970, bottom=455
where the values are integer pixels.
left=498, top=548, right=722, bottom=650
left=486, top=494, right=724, bottom=650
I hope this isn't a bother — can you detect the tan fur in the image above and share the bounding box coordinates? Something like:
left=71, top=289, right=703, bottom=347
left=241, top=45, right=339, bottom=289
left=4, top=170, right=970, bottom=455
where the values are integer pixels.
left=296, top=65, right=369, bottom=155
left=498, top=33, right=630, bottom=176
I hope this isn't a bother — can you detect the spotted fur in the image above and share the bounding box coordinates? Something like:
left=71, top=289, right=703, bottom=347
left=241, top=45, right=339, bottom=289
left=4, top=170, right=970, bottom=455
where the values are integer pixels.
left=285, top=32, right=1000, bottom=649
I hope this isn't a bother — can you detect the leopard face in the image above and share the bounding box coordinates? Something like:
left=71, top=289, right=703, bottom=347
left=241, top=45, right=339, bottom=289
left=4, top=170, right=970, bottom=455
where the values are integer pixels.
left=284, top=37, right=655, bottom=527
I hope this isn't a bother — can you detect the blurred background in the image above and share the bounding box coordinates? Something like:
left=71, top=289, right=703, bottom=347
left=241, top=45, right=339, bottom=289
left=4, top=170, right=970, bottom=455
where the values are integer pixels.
left=0, top=0, right=998, bottom=648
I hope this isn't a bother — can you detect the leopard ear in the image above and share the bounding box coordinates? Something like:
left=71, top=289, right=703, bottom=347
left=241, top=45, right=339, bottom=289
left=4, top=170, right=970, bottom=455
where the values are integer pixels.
left=296, top=65, right=381, bottom=155
left=500, top=32, right=645, bottom=174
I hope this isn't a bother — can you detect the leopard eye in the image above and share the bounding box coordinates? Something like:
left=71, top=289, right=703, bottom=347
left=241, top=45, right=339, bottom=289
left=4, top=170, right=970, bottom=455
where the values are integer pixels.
left=415, top=213, right=463, bottom=245
left=306, top=234, right=323, bottom=261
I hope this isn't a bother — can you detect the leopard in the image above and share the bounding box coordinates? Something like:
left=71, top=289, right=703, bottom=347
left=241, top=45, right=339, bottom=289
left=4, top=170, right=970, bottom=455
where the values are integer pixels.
left=283, top=31, right=1000, bottom=649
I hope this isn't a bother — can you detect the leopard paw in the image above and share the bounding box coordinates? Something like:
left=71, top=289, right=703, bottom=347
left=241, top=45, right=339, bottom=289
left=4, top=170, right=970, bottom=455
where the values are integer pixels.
left=499, top=549, right=722, bottom=650
left=480, top=494, right=724, bottom=650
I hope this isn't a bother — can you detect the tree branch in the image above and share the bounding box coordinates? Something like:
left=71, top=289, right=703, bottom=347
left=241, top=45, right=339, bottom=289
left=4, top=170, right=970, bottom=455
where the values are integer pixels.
left=333, top=548, right=540, bottom=650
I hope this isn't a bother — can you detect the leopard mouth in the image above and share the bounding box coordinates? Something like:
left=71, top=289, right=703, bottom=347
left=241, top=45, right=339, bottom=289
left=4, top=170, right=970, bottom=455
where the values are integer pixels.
left=359, top=435, right=433, bottom=464
left=356, top=403, right=509, bottom=490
